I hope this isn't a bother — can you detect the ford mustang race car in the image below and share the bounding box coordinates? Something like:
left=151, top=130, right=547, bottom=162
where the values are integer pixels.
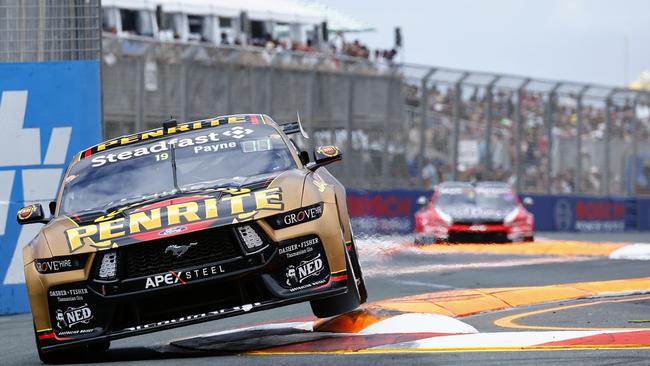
left=414, top=181, right=535, bottom=244
left=18, top=114, right=367, bottom=363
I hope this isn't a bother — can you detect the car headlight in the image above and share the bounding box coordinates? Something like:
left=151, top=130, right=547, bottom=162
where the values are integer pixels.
left=435, top=208, right=453, bottom=225
left=97, top=251, right=117, bottom=280
left=236, top=225, right=265, bottom=252
left=267, top=203, right=324, bottom=229
left=34, top=255, right=87, bottom=274
left=504, top=208, right=520, bottom=225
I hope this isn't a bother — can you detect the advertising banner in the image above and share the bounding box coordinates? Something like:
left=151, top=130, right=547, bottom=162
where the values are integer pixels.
left=0, top=61, right=102, bottom=314
left=347, top=190, right=646, bottom=235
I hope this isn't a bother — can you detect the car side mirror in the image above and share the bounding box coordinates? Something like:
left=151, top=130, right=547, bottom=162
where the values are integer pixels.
left=308, top=145, right=342, bottom=171
left=522, top=197, right=534, bottom=206
left=16, top=204, right=49, bottom=225
left=48, top=201, right=57, bottom=216
left=299, top=150, right=310, bottom=165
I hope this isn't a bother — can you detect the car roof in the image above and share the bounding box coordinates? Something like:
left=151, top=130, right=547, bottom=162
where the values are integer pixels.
left=437, top=181, right=474, bottom=188
left=475, top=181, right=511, bottom=189
left=76, top=114, right=274, bottom=161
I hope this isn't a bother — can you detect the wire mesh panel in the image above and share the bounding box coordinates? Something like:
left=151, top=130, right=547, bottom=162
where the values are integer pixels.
left=0, top=0, right=100, bottom=62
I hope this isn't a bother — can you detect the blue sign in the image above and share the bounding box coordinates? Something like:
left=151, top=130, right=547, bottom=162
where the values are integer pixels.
left=0, top=61, right=102, bottom=314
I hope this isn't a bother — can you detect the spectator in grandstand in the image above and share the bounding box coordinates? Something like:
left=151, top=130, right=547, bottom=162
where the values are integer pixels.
left=331, top=31, right=345, bottom=55
left=422, top=159, right=440, bottom=189
left=220, top=32, right=230, bottom=46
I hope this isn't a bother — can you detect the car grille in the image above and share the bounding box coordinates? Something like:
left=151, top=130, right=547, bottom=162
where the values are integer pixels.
left=454, top=220, right=503, bottom=225
left=120, top=227, right=242, bottom=279
left=448, top=232, right=509, bottom=243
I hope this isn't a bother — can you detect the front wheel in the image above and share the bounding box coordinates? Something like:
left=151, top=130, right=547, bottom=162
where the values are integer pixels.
left=310, top=251, right=360, bottom=318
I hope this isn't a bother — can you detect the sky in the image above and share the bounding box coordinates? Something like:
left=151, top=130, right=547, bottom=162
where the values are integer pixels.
left=316, top=0, right=650, bottom=87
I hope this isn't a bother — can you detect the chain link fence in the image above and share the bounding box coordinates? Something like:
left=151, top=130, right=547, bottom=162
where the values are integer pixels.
left=0, top=0, right=100, bottom=62
left=402, top=65, right=650, bottom=197
left=102, top=35, right=404, bottom=190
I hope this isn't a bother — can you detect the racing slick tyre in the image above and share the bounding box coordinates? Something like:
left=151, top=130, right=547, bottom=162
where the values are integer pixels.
left=524, top=236, right=534, bottom=242
left=310, top=251, right=361, bottom=318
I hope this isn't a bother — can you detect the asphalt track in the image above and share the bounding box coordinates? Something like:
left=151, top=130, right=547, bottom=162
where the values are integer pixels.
left=3, top=232, right=650, bottom=365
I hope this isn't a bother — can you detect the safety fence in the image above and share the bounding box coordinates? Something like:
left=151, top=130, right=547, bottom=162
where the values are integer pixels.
left=102, top=35, right=650, bottom=196
left=347, top=190, right=650, bottom=235
left=0, top=0, right=100, bottom=62
left=101, top=35, right=404, bottom=190
left=401, top=66, right=650, bottom=197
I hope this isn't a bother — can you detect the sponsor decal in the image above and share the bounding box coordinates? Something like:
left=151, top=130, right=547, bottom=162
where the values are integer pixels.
left=17, top=205, right=36, bottom=220
left=64, top=187, right=283, bottom=252
left=165, top=242, right=197, bottom=258
left=269, top=203, right=323, bottom=229
left=222, top=126, right=254, bottom=139
left=312, top=178, right=326, bottom=192
left=83, top=115, right=258, bottom=157
left=159, top=226, right=187, bottom=236
left=125, top=302, right=261, bottom=331
left=49, top=287, right=88, bottom=303
left=35, top=256, right=85, bottom=274
left=317, top=145, right=340, bottom=157
left=55, top=303, right=93, bottom=330
left=468, top=224, right=487, bottom=232
left=89, top=132, right=240, bottom=168
left=285, top=254, right=324, bottom=287
left=278, top=236, right=319, bottom=259
left=144, top=265, right=226, bottom=289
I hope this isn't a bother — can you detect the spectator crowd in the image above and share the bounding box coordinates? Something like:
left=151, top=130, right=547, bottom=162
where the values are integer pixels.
left=402, top=80, right=650, bottom=195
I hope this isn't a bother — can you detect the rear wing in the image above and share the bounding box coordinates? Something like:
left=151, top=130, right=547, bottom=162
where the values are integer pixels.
left=279, top=112, right=309, bottom=139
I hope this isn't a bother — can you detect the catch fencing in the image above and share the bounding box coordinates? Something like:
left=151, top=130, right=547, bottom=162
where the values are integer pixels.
left=102, top=35, right=404, bottom=190
left=0, top=0, right=100, bottom=62
left=103, top=36, right=650, bottom=197
left=401, top=66, right=650, bottom=197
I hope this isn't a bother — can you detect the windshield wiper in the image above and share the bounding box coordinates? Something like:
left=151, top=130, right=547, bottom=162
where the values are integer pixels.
left=103, top=191, right=175, bottom=213
left=180, top=179, right=237, bottom=194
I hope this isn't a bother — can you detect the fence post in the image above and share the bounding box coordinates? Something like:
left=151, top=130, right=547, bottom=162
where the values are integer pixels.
left=514, top=78, right=530, bottom=192
left=575, top=85, right=589, bottom=194
left=604, top=91, right=615, bottom=196
left=307, top=59, right=323, bottom=153
left=345, top=74, right=355, bottom=185
left=452, top=72, right=470, bottom=180
left=180, top=59, right=188, bottom=122
left=485, top=76, right=500, bottom=174
left=419, top=68, right=436, bottom=181
left=546, top=83, right=561, bottom=194
left=631, top=95, right=640, bottom=196
left=267, top=55, right=276, bottom=116
left=225, top=53, right=235, bottom=114
left=135, top=56, right=145, bottom=133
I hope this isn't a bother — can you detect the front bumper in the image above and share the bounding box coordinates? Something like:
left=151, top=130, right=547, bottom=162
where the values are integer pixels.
left=416, top=223, right=534, bottom=243
left=33, top=224, right=349, bottom=353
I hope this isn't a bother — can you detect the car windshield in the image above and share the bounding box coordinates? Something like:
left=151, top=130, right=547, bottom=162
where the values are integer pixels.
left=60, top=124, right=296, bottom=215
left=435, top=186, right=517, bottom=210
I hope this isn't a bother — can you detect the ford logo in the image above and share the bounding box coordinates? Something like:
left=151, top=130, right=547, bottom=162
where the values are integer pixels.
left=159, top=226, right=187, bottom=236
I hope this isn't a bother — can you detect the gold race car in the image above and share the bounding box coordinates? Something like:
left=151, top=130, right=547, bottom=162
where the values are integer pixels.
left=17, top=114, right=367, bottom=363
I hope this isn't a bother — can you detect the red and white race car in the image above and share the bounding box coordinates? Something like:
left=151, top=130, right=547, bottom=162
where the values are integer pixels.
left=414, top=181, right=535, bottom=244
